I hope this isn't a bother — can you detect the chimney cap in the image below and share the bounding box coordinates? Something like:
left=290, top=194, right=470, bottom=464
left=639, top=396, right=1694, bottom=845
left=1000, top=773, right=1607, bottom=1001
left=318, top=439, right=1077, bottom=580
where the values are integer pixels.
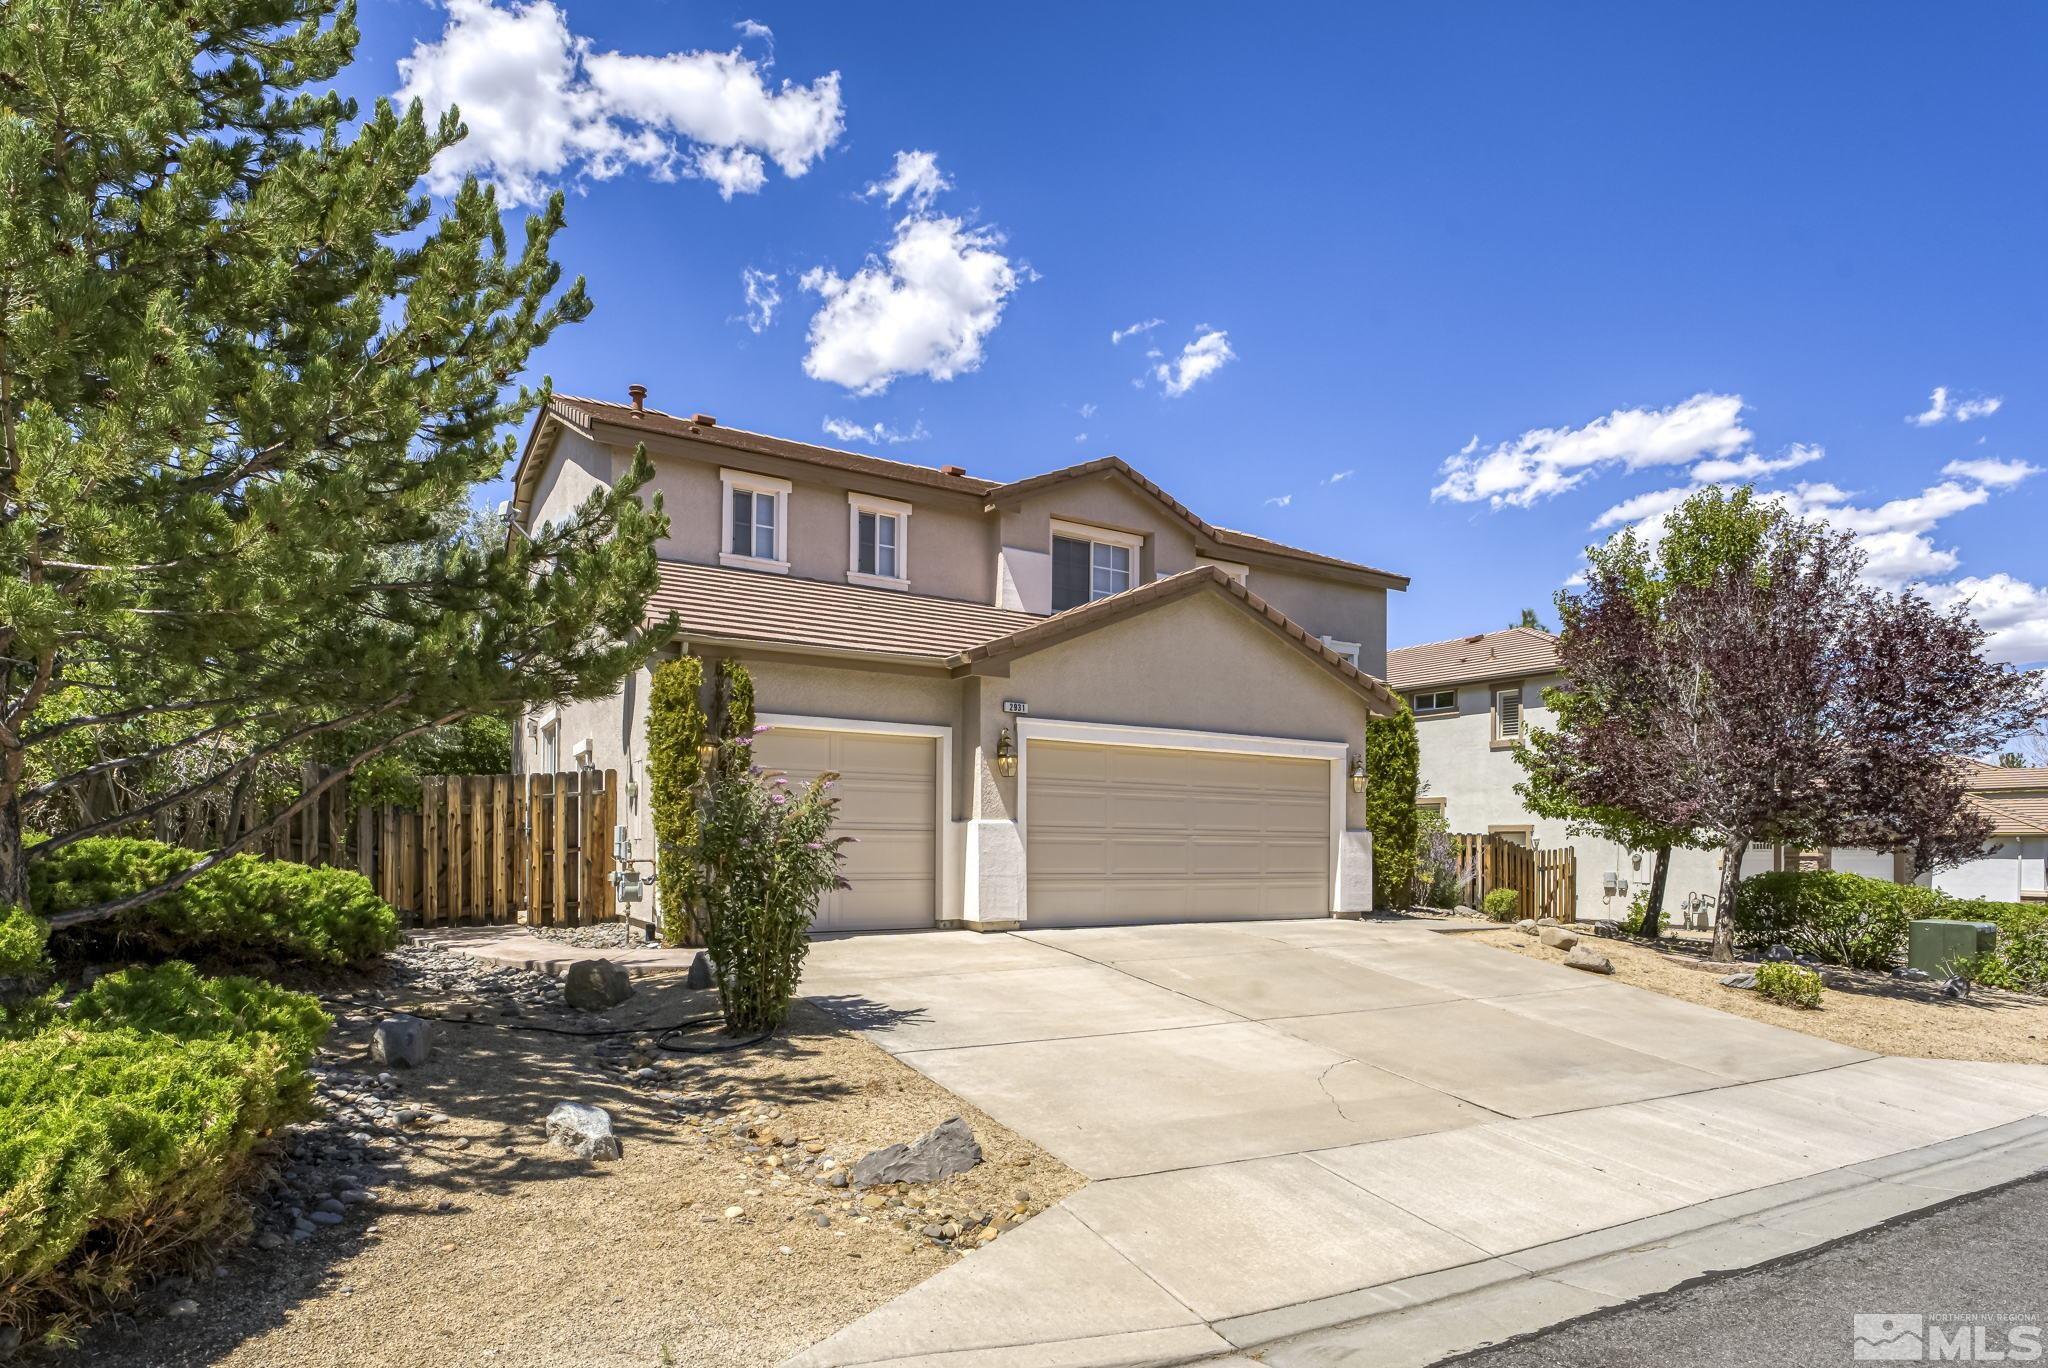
left=692, top=413, right=717, bottom=427
left=940, top=463, right=967, bottom=477
left=626, top=383, right=647, bottom=413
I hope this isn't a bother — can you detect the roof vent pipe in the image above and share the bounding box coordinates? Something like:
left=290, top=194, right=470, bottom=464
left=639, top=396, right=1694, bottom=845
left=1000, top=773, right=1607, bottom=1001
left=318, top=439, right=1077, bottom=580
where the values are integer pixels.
left=627, top=383, right=647, bottom=413
left=941, top=464, right=966, bottom=476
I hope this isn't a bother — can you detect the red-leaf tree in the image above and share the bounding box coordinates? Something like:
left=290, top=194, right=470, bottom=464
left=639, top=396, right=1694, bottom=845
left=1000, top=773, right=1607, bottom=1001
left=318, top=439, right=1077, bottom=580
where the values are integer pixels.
left=1523, top=489, right=2047, bottom=961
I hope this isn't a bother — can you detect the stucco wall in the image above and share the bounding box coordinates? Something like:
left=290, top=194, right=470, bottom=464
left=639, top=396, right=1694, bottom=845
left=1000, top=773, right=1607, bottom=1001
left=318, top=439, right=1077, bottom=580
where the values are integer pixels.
left=1932, top=842, right=2027, bottom=902
left=970, top=591, right=1372, bottom=833
left=1250, top=571, right=1390, bottom=678
left=514, top=662, right=656, bottom=924
left=528, top=428, right=621, bottom=532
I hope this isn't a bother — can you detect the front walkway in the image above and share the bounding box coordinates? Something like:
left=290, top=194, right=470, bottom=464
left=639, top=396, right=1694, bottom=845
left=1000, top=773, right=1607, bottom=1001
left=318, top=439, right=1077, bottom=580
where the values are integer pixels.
left=784, top=919, right=2048, bottom=1367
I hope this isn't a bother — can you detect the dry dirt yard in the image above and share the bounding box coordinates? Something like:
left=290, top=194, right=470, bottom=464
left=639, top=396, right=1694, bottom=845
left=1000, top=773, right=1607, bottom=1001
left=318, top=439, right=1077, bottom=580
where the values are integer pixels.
left=1469, top=926, right=2048, bottom=1064
left=61, top=942, right=1081, bottom=1368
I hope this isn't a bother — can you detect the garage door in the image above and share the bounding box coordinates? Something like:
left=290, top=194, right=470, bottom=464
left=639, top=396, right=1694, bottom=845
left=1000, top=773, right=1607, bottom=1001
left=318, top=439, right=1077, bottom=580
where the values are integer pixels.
left=751, top=726, right=937, bottom=933
left=1025, top=739, right=1330, bottom=926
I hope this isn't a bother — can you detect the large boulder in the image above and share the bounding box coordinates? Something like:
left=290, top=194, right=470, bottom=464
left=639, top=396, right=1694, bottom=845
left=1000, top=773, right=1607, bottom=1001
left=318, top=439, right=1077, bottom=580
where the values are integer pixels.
left=1514, top=919, right=1539, bottom=938
left=546, top=1101, right=623, bottom=1160
left=1719, top=971, right=1758, bottom=990
left=564, top=959, right=634, bottom=1011
left=1538, top=926, right=1580, bottom=952
left=685, top=950, right=714, bottom=990
left=851, top=1116, right=982, bottom=1189
left=371, top=1014, right=431, bottom=1068
left=1564, top=946, right=1614, bottom=975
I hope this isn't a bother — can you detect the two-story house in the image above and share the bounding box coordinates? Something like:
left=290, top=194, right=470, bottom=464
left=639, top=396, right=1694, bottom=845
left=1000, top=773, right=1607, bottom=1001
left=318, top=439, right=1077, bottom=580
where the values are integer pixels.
left=508, top=391, right=1407, bottom=934
left=1391, top=627, right=2047, bottom=923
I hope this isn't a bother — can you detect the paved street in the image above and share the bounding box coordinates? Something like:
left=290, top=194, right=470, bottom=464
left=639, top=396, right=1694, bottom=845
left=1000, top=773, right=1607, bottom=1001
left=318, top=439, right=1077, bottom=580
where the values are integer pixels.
left=1452, top=1172, right=2048, bottom=1368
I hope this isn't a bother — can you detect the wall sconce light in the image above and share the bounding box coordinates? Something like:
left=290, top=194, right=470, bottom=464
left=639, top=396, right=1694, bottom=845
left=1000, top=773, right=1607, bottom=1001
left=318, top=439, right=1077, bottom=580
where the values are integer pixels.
left=996, top=728, right=1018, bottom=779
left=1349, top=752, right=1367, bottom=794
left=697, top=741, right=720, bottom=771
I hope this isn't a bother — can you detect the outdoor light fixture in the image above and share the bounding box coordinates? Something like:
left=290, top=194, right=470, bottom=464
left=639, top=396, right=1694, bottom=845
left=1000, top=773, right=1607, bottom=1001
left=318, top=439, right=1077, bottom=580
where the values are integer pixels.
left=697, top=741, right=719, bottom=770
left=996, top=728, right=1018, bottom=778
left=1349, top=752, right=1367, bottom=793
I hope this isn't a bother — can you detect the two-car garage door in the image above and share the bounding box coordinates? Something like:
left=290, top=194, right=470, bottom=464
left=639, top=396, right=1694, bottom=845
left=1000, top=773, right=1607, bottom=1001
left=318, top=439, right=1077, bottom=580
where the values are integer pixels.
left=1025, top=739, right=1331, bottom=926
left=750, top=726, right=937, bottom=933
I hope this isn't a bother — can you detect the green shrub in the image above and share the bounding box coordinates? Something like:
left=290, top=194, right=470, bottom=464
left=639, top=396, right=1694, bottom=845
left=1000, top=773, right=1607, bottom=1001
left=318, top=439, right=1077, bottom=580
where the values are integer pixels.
left=30, top=837, right=398, bottom=967
left=1365, top=706, right=1420, bottom=909
left=1731, top=869, right=1935, bottom=971
left=0, top=905, right=56, bottom=1036
left=1481, top=888, right=1520, bottom=921
left=1927, top=900, right=2048, bottom=993
left=1754, top=961, right=1823, bottom=1009
left=0, top=965, right=328, bottom=1345
left=1620, top=891, right=1649, bottom=936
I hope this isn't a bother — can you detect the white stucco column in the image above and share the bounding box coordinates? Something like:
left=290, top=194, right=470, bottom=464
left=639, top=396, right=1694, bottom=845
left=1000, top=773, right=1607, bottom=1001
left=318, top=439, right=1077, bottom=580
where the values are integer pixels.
left=1337, top=829, right=1374, bottom=915
left=960, top=818, right=1026, bottom=928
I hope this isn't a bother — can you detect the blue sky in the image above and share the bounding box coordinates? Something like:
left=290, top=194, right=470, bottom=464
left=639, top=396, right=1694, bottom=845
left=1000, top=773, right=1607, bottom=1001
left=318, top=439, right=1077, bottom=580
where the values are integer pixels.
left=346, top=1, right=2048, bottom=664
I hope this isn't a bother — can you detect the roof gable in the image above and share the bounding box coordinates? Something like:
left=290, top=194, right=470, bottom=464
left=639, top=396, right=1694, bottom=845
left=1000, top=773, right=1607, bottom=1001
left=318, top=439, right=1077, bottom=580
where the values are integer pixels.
left=1387, top=626, right=1561, bottom=691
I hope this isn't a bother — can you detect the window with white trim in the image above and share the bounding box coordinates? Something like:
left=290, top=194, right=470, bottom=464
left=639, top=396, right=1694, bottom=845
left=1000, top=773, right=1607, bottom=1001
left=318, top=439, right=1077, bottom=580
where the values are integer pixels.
left=538, top=716, right=560, bottom=773
left=846, top=491, right=912, bottom=590
left=1321, top=636, right=1362, bottom=666
left=1494, top=686, right=1524, bottom=740
left=719, top=468, right=791, bottom=572
left=1050, top=521, right=1140, bottom=612
left=1198, top=556, right=1251, bottom=585
left=1412, top=689, right=1456, bottom=715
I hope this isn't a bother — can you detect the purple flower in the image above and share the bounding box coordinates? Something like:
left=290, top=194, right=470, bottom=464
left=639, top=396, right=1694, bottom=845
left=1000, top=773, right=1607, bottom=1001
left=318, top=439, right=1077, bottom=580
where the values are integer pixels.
left=752, top=723, right=772, bottom=734
left=770, top=792, right=788, bottom=805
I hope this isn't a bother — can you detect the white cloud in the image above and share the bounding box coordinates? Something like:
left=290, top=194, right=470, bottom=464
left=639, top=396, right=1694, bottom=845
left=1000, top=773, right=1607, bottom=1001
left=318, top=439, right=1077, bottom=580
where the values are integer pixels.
left=1074, top=432, right=1088, bottom=444
left=1459, top=435, right=1479, bottom=455
left=734, top=18, right=774, bottom=52
left=1265, top=493, right=1293, bottom=508
left=1324, top=469, right=1355, bottom=485
left=1591, top=484, right=1699, bottom=531
left=1111, top=318, right=1163, bottom=345
left=821, top=416, right=929, bottom=445
left=1153, top=328, right=1235, bottom=397
left=1908, top=386, right=2003, bottom=427
left=1921, top=574, right=2048, bottom=665
left=1942, top=457, right=2040, bottom=487
left=864, top=149, right=950, bottom=215
left=737, top=267, right=780, bottom=333
left=1690, top=442, right=1825, bottom=483
left=1079, top=402, right=1097, bottom=419
left=395, top=0, right=843, bottom=207
left=1434, top=393, right=1752, bottom=508
left=800, top=206, right=1022, bottom=395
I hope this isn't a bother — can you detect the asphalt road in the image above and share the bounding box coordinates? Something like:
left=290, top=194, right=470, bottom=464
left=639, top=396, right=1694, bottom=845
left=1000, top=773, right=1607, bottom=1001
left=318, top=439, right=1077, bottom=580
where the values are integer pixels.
left=1449, top=1173, right=2048, bottom=1368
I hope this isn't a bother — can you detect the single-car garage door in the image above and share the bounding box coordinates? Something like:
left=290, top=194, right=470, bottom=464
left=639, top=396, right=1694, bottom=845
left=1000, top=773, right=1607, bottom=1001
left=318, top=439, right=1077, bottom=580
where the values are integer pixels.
left=1025, top=739, right=1330, bottom=926
left=751, top=726, right=937, bottom=933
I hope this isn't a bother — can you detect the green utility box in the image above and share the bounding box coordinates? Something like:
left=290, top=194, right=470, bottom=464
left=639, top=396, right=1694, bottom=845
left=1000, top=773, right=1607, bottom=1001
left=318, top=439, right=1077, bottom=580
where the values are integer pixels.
left=1908, top=919, right=1997, bottom=975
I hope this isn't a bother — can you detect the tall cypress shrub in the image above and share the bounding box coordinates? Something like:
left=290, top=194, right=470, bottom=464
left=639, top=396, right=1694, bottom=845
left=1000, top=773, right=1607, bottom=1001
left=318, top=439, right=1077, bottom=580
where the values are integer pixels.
left=647, top=657, right=707, bottom=947
left=1364, top=704, right=1421, bottom=909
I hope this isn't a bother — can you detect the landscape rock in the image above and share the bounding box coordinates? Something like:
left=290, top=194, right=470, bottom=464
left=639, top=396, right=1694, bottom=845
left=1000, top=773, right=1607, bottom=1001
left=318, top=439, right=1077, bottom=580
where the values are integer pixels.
left=1720, top=972, right=1758, bottom=990
left=370, top=1015, right=431, bottom=1069
left=1537, top=916, right=1562, bottom=928
left=686, top=951, right=714, bottom=990
left=1453, top=905, right=1479, bottom=918
left=1763, top=944, right=1797, bottom=962
left=1514, top=919, right=1539, bottom=937
left=851, top=1116, right=983, bottom=1188
left=1537, top=926, right=1580, bottom=951
left=563, top=959, right=634, bottom=1011
left=545, top=1101, right=623, bottom=1160
left=1563, top=946, right=1614, bottom=975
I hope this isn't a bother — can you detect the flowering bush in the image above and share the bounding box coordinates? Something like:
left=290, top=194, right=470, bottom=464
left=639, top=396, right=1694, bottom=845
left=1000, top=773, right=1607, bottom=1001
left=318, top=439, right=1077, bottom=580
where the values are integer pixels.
left=683, top=731, right=850, bottom=1034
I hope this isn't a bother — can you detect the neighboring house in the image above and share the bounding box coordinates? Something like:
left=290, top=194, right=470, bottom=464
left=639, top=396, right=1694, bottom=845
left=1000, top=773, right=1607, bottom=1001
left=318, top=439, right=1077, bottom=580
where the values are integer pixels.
left=1390, top=627, right=2047, bottom=920
left=508, top=391, right=1407, bottom=934
left=1387, top=626, right=1732, bottom=924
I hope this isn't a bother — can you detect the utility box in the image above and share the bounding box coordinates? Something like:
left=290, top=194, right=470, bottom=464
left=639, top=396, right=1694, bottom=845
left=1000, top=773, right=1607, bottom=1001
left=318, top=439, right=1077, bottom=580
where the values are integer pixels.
left=1908, top=920, right=1996, bottom=975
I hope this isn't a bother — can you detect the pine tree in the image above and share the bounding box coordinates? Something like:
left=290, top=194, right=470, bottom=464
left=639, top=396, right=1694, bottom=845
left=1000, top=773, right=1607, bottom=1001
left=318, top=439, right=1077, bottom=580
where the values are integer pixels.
left=0, top=0, right=668, bottom=919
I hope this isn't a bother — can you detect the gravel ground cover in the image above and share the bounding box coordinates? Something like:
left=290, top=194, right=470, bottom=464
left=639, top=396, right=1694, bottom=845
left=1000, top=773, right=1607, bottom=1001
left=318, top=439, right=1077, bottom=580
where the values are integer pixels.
left=57, top=940, right=1081, bottom=1368
left=1470, top=927, right=2048, bottom=1063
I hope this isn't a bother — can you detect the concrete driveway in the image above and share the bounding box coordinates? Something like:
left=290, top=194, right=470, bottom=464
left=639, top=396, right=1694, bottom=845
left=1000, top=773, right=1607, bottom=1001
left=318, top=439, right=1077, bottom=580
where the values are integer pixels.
left=788, top=919, right=2048, bottom=1368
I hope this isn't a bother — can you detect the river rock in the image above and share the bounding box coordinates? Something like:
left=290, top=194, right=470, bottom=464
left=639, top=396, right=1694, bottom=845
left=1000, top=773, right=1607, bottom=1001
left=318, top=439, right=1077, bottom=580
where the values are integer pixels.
left=545, top=1101, right=623, bottom=1160
left=370, top=1015, right=431, bottom=1069
left=564, top=960, right=634, bottom=1011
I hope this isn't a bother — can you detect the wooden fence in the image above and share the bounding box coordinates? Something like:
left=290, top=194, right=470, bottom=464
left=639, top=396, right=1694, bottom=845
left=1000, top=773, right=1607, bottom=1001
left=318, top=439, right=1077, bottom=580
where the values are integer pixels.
left=353, top=770, right=619, bottom=927
left=1447, top=833, right=1578, bottom=923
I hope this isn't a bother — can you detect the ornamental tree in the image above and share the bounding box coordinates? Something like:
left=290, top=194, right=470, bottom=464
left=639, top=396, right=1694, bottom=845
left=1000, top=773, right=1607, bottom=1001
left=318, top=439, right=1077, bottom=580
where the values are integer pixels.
left=0, top=0, right=668, bottom=920
left=1526, top=489, right=2045, bottom=960
left=1364, top=703, right=1420, bottom=908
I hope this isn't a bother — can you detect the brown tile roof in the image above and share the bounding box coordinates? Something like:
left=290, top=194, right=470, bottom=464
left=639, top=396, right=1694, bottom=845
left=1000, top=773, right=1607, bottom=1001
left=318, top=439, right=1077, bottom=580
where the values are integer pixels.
left=648, top=561, right=1035, bottom=664
left=951, top=566, right=1402, bottom=715
left=982, top=456, right=1410, bottom=588
left=1387, top=626, right=1561, bottom=692
left=1964, top=758, right=2048, bottom=793
left=1966, top=791, right=2048, bottom=836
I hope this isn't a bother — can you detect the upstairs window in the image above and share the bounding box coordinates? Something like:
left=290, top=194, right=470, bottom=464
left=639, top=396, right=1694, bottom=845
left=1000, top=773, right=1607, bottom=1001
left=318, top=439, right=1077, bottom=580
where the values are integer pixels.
left=1050, top=522, right=1139, bottom=612
left=1321, top=636, right=1362, bottom=667
left=719, top=468, right=791, bottom=572
left=1412, top=689, right=1456, bottom=715
left=1494, top=686, right=1524, bottom=741
left=847, top=491, right=912, bottom=589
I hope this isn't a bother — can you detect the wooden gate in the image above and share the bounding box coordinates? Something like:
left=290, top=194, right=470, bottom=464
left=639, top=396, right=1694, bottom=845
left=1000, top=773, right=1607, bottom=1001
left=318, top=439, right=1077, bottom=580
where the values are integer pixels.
left=354, top=770, right=619, bottom=926
left=1448, top=834, right=1577, bottom=922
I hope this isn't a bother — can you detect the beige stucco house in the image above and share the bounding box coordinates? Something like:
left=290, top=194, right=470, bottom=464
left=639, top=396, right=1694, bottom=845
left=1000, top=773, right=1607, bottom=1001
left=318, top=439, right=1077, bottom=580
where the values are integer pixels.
left=508, top=391, right=1407, bottom=934
left=1390, top=627, right=2047, bottom=922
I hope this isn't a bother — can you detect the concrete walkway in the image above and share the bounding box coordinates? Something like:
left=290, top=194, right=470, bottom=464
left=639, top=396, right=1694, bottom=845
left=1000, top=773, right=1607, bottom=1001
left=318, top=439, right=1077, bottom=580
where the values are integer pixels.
left=783, top=919, right=2048, bottom=1368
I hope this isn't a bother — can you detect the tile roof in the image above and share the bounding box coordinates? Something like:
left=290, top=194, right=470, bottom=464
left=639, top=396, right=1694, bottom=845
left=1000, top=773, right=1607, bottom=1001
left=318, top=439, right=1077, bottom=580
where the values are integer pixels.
left=649, top=561, right=1035, bottom=664
left=1964, top=758, right=2048, bottom=793
left=1386, top=626, right=1562, bottom=691
left=1966, top=791, right=2048, bottom=836
left=950, top=566, right=1402, bottom=714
